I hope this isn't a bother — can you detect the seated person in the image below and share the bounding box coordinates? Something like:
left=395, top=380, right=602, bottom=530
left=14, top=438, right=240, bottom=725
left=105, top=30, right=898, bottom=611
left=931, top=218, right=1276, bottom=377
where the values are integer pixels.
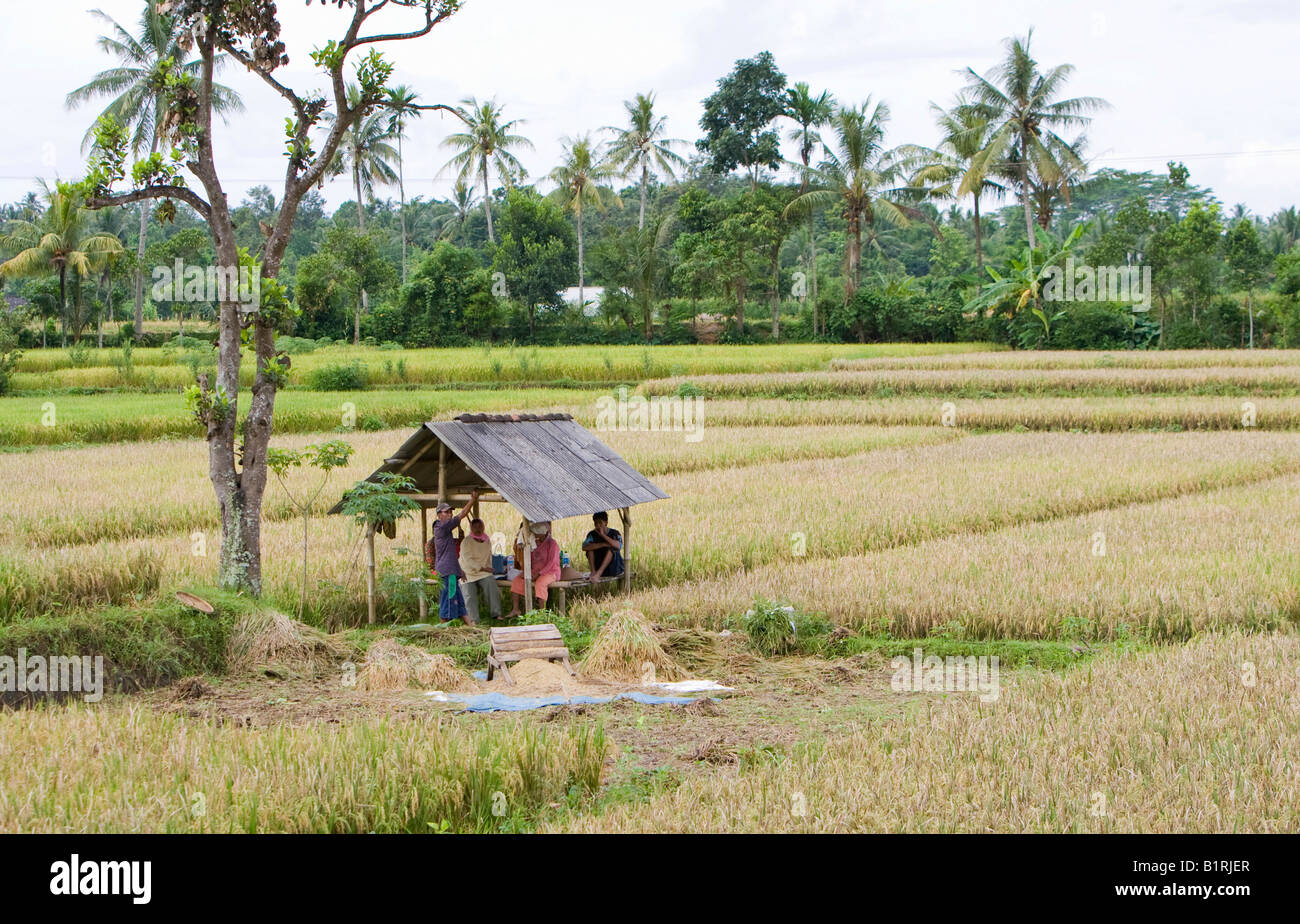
left=506, top=521, right=561, bottom=616
left=582, top=511, right=624, bottom=581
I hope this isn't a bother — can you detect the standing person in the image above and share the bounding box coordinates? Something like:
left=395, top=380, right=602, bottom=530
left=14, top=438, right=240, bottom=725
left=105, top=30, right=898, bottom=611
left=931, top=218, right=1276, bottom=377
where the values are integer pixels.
left=582, top=511, right=624, bottom=581
left=459, top=517, right=502, bottom=622
left=425, top=491, right=479, bottom=623
left=506, top=521, right=561, bottom=616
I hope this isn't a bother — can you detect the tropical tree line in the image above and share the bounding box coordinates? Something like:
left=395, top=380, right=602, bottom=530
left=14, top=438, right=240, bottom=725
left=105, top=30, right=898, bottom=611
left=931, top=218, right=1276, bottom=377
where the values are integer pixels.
left=5, top=13, right=1300, bottom=359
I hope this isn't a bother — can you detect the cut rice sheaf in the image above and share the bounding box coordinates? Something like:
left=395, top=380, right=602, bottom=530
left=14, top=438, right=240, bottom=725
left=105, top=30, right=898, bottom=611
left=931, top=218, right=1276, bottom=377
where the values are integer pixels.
left=580, top=608, right=684, bottom=682
left=225, top=607, right=351, bottom=673
left=359, top=638, right=476, bottom=692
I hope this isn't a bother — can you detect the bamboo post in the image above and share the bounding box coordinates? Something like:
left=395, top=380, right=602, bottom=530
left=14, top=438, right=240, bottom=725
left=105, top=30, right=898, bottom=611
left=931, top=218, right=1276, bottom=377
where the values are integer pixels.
left=365, top=522, right=377, bottom=625
left=522, top=518, right=534, bottom=614
left=437, top=442, right=447, bottom=503
left=418, top=505, right=428, bottom=620
left=620, top=506, right=631, bottom=596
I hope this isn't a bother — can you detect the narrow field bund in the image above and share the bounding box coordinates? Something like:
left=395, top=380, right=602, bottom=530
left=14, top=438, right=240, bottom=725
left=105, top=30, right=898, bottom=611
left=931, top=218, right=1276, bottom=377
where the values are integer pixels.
left=643, top=365, right=1300, bottom=398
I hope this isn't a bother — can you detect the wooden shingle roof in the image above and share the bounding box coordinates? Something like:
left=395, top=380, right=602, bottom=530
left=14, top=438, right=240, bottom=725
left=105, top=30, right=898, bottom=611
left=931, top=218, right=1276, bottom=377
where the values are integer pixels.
left=330, top=413, right=669, bottom=522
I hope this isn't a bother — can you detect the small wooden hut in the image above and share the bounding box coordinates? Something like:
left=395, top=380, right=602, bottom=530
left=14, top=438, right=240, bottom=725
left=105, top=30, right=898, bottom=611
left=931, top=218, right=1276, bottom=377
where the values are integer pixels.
left=329, top=413, right=669, bottom=621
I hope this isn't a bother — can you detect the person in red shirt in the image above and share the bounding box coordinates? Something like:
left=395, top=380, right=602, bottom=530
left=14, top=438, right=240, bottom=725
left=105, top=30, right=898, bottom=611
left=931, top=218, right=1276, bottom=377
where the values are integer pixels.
left=506, top=521, right=561, bottom=616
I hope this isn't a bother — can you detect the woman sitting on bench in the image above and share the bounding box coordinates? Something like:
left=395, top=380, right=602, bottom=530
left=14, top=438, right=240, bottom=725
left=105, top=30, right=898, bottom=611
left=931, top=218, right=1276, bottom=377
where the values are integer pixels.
left=506, top=521, right=562, bottom=617
left=582, top=511, right=625, bottom=581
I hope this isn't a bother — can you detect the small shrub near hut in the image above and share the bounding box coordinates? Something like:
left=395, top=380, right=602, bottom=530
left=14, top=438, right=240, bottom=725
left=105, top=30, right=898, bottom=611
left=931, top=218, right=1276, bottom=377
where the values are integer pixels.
left=741, top=598, right=832, bottom=657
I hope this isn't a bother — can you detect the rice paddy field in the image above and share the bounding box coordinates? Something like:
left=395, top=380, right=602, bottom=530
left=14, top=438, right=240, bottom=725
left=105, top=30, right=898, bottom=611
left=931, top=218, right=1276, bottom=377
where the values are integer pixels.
left=2, top=342, right=1299, bottom=834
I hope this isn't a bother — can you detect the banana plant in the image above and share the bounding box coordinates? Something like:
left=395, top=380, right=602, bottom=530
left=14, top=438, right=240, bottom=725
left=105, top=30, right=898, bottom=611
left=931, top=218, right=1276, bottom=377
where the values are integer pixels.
left=965, top=222, right=1087, bottom=346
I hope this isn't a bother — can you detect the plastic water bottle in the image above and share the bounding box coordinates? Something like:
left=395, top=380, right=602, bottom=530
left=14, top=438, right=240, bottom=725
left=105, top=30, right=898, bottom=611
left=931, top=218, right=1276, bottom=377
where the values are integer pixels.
left=561, top=551, right=570, bottom=567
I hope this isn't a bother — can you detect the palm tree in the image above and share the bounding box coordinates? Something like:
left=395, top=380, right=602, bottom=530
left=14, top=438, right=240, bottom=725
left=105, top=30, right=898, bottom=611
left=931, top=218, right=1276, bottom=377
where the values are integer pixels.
left=438, top=179, right=479, bottom=246
left=1267, top=206, right=1300, bottom=254
left=0, top=182, right=124, bottom=346
left=66, top=3, right=242, bottom=341
left=1028, top=134, right=1089, bottom=230
left=906, top=94, right=1005, bottom=272
left=784, top=82, right=835, bottom=331
left=325, top=85, right=399, bottom=341
left=548, top=135, right=621, bottom=313
left=784, top=99, right=918, bottom=301
left=604, top=92, right=687, bottom=230
left=384, top=85, right=422, bottom=284
left=963, top=31, right=1108, bottom=245
left=327, top=85, right=400, bottom=232
left=441, top=97, right=532, bottom=243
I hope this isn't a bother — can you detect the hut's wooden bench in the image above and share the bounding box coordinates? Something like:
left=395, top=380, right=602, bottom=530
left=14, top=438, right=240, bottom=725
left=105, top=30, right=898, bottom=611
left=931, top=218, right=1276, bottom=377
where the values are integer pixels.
left=495, top=573, right=625, bottom=616
left=413, top=573, right=627, bottom=620
left=486, top=624, right=575, bottom=685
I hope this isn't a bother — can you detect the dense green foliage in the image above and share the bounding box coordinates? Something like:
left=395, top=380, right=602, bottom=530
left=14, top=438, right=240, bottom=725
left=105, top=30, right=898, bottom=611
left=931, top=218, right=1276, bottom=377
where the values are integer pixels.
left=4, top=24, right=1298, bottom=353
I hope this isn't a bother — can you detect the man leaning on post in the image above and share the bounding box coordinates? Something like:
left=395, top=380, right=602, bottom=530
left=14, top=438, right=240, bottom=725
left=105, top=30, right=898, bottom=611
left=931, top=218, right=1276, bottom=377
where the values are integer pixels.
left=425, top=490, right=479, bottom=623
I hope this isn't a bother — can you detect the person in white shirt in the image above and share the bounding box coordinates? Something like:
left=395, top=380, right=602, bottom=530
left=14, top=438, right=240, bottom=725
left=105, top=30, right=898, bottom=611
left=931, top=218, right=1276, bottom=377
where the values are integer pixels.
left=458, top=517, right=502, bottom=622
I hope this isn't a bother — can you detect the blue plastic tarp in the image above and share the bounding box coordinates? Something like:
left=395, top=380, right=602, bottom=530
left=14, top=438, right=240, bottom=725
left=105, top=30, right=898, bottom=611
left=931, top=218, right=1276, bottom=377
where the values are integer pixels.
left=439, top=690, right=700, bottom=713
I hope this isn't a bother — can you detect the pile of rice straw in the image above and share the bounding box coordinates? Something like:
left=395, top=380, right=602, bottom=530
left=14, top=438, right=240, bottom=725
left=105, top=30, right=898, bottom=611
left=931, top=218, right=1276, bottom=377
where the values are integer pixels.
left=225, top=607, right=351, bottom=673
left=580, top=608, right=683, bottom=682
left=358, top=638, right=476, bottom=692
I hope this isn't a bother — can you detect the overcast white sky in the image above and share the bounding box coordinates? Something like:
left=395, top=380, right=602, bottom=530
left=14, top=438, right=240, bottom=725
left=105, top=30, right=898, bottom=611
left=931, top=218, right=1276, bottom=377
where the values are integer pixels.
left=3, top=0, right=1298, bottom=216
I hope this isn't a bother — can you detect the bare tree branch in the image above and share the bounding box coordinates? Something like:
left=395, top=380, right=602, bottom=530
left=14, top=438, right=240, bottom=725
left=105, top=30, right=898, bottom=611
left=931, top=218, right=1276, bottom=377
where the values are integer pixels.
left=88, top=185, right=212, bottom=220
left=354, top=2, right=454, bottom=47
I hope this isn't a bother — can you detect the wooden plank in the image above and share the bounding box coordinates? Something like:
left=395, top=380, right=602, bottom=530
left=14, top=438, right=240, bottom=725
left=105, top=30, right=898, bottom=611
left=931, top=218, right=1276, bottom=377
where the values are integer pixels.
left=491, top=627, right=563, bottom=641
left=495, top=647, right=571, bottom=663
left=397, top=436, right=436, bottom=474
left=491, top=634, right=564, bottom=650
left=491, top=631, right=562, bottom=644
left=492, top=638, right=564, bottom=654
left=488, top=621, right=559, bottom=636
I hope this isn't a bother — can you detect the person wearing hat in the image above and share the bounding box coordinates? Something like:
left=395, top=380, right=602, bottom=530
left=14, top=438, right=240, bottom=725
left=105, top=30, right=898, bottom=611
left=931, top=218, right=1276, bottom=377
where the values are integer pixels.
left=505, top=520, right=561, bottom=617
left=425, top=490, right=479, bottom=623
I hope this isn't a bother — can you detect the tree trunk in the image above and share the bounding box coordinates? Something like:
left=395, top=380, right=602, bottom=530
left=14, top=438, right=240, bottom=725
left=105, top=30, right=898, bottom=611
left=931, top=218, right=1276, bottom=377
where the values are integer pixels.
left=771, top=248, right=780, bottom=341
left=354, top=162, right=368, bottom=344
left=973, top=192, right=984, bottom=274
left=132, top=130, right=160, bottom=342
left=735, top=269, right=746, bottom=335
left=1020, top=160, right=1036, bottom=247
left=397, top=129, right=408, bottom=285
left=97, top=275, right=107, bottom=349
left=639, top=163, right=648, bottom=231
left=577, top=201, right=584, bottom=316
left=134, top=200, right=147, bottom=341
left=481, top=158, right=495, bottom=243
left=808, top=201, right=818, bottom=336
left=58, top=267, right=67, bottom=348
left=845, top=214, right=862, bottom=302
